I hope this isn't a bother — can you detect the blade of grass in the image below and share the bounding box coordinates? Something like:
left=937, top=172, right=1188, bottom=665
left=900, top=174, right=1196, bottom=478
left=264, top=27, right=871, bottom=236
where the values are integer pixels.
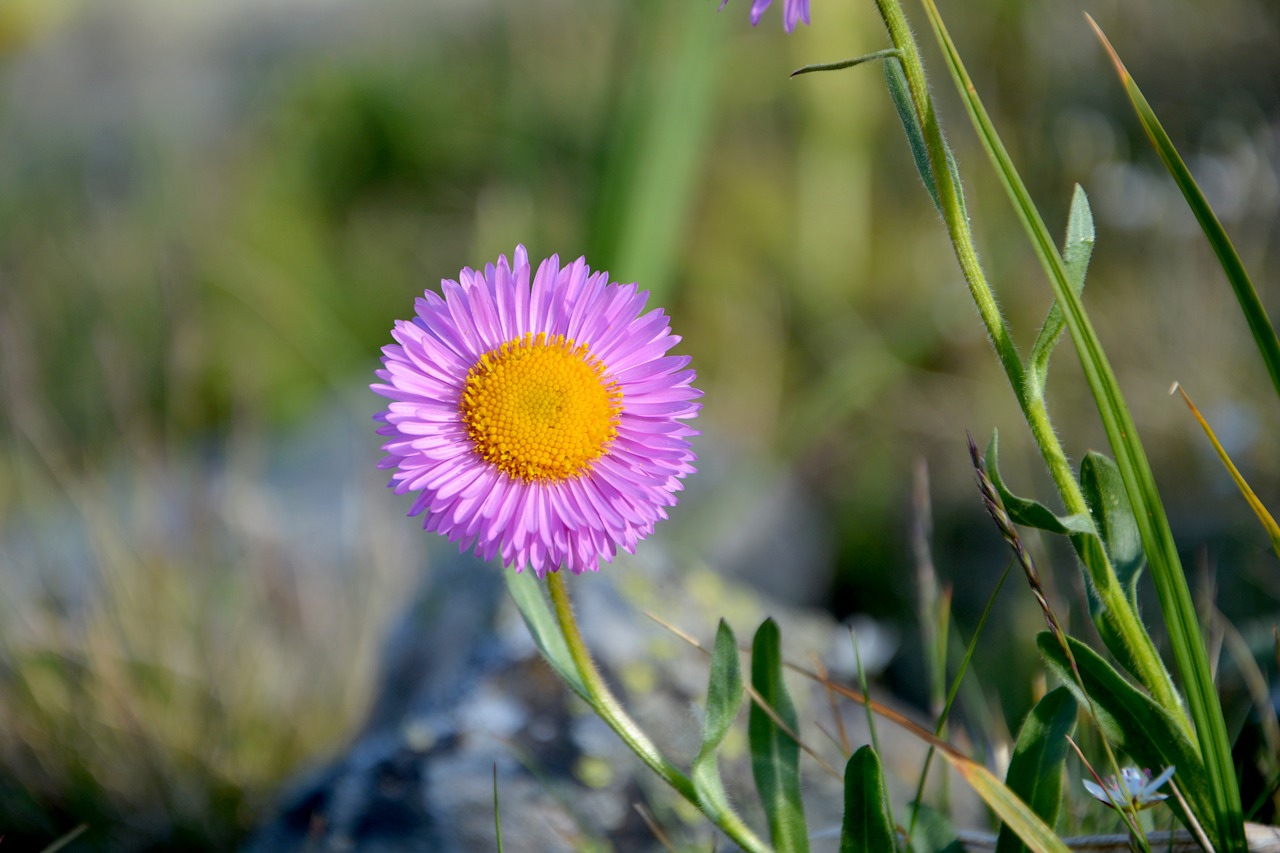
left=1087, top=16, right=1280, bottom=403
left=588, top=0, right=725, bottom=302
left=918, top=3, right=1245, bottom=847
left=804, top=666, right=1073, bottom=853
left=907, top=559, right=1014, bottom=840
left=1172, top=382, right=1280, bottom=559
left=848, top=627, right=898, bottom=843
left=493, top=764, right=504, bottom=853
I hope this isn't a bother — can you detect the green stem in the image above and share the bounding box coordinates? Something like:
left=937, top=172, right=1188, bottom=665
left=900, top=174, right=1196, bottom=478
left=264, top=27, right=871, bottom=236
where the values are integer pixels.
left=871, top=0, right=1189, bottom=735
left=545, top=571, right=775, bottom=853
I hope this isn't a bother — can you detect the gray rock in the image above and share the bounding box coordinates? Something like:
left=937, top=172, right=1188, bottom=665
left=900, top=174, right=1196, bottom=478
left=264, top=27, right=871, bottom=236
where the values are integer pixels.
left=242, top=543, right=979, bottom=852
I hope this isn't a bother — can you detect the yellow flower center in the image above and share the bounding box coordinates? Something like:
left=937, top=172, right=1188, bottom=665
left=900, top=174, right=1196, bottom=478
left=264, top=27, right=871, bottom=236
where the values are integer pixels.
left=460, top=332, right=623, bottom=483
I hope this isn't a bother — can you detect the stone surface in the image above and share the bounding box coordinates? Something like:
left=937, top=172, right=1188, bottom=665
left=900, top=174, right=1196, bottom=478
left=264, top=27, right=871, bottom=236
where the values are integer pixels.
left=242, top=545, right=980, bottom=852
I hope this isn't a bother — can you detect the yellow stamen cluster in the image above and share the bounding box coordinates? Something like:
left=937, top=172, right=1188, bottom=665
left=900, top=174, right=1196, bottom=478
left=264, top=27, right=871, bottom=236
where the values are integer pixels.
left=460, top=332, right=622, bottom=483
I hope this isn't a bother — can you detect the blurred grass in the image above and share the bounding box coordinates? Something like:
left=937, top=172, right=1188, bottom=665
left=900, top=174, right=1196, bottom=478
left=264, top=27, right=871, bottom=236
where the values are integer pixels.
left=0, top=0, right=1278, bottom=846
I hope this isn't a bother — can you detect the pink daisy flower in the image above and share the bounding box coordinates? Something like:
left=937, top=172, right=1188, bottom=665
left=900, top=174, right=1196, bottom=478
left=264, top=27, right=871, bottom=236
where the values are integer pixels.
left=721, top=0, right=811, bottom=32
left=372, top=247, right=701, bottom=576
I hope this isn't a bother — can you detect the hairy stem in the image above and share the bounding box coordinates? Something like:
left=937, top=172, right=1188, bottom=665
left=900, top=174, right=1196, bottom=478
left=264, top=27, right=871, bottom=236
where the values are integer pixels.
left=546, top=571, right=774, bottom=853
left=871, top=0, right=1187, bottom=731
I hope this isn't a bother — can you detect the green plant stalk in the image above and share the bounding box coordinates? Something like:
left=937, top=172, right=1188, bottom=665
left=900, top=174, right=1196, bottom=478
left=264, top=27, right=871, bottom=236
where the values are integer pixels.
left=915, top=1, right=1244, bottom=847
left=871, top=0, right=1186, bottom=731
left=545, top=571, right=774, bottom=853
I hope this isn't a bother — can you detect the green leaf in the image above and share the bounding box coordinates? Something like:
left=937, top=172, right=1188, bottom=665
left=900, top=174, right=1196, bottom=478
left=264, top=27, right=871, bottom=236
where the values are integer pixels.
left=944, top=758, right=1072, bottom=853
left=1036, top=633, right=1214, bottom=838
left=1089, top=17, right=1280, bottom=403
left=1079, top=452, right=1144, bottom=594
left=493, top=764, right=505, bottom=853
left=504, top=569, right=587, bottom=700
left=921, top=3, right=1245, bottom=847
left=791, top=48, right=900, bottom=78
left=983, top=431, right=1095, bottom=536
left=749, top=618, right=810, bottom=853
left=1078, top=451, right=1145, bottom=679
left=588, top=0, right=726, bottom=303
left=1175, top=384, right=1280, bottom=561
left=994, top=687, right=1077, bottom=853
left=1028, top=185, right=1094, bottom=385
left=840, top=746, right=897, bottom=853
left=691, top=620, right=745, bottom=820
left=884, top=57, right=943, bottom=215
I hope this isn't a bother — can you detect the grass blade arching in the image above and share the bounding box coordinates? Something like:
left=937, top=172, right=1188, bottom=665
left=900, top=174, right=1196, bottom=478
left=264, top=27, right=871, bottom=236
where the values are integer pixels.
left=1088, top=16, right=1280, bottom=403
left=1172, top=383, right=1280, bottom=559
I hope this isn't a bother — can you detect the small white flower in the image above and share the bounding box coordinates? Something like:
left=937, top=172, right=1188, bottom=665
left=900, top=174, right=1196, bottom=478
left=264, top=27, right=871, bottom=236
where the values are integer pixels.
left=1083, top=766, right=1176, bottom=811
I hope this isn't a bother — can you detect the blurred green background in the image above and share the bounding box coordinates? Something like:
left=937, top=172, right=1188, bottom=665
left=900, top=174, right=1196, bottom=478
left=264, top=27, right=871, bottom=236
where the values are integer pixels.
left=0, top=0, right=1277, bottom=848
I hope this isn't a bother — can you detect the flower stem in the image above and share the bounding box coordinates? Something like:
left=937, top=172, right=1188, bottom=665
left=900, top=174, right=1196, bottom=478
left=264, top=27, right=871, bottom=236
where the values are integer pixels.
left=871, top=0, right=1187, bottom=731
left=545, top=570, right=774, bottom=853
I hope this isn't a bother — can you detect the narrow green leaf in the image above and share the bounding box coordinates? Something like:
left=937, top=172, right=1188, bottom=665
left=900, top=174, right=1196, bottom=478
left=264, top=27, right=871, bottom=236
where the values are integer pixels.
left=1089, top=17, right=1280, bottom=403
left=691, top=620, right=745, bottom=819
left=884, top=56, right=942, bottom=215
left=921, top=3, right=1244, bottom=847
left=589, top=0, right=725, bottom=302
left=791, top=48, right=900, bottom=78
left=1029, top=185, right=1094, bottom=384
left=1036, top=633, right=1213, bottom=838
left=908, top=560, right=1014, bottom=842
left=504, top=569, right=588, bottom=700
left=945, top=759, right=1073, bottom=853
left=493, top=765, right=505, bottom=853
left=983, top=431, right=1095, bottom=536
left=994, top=687, right=1077, bottom=853
left=750, top=618, right=810, bottom=853
left=840, top=746, right=897, bottom=853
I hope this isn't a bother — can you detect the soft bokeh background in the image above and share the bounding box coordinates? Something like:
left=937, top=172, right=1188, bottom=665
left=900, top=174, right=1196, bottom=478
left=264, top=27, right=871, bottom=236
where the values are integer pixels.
left=0, top=0, right=1277, bottom=848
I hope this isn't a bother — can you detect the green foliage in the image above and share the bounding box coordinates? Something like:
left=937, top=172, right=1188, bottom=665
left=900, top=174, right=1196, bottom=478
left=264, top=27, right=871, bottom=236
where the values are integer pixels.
left=1175, top=386, right=1280, bottom=560
left=944, top=758, right=1072, bottom=853
left=883, top=56, right=943, bottom=215
left=1079, top=452, right=1144, bottom=592
left=493, top=765, right=504, bottom=853
left=994, top=687, right=1077, bottom=853
left=1080, top=451, right=1147, bottom=677
left=505, top=569, right=588, bottom=700
left=918, top=2, right=1245, bottom=845
left=691, top=621, right=745, bottom=825
left=749, top=619, right=810, bottom=853
left=1089, top=18, right=1280, bottom=403
left=982, top=431, right=1094, bottom=537
left=1036, top=633, right=1213, bottom=838
left=839, top=747, right=896, bottom=853
left=1027, top=185, right=1094, bottom=392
